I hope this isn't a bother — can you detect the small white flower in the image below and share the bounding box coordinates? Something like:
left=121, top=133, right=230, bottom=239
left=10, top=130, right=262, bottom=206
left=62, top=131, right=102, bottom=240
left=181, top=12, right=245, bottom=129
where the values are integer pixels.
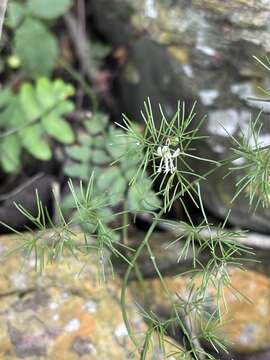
left=155, top=139, right=180, bottom=174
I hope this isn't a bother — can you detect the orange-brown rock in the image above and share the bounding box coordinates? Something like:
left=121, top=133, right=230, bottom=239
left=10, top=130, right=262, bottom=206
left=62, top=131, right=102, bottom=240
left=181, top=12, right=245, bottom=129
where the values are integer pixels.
left=131, top=267, right=270, bottom=354
left=0, top=233, right=186, bottom=359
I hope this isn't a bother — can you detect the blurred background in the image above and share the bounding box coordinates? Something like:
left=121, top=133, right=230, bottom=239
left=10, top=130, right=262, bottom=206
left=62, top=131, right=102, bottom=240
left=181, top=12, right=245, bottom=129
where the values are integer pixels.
left=0, top=1, right=270, bottom=359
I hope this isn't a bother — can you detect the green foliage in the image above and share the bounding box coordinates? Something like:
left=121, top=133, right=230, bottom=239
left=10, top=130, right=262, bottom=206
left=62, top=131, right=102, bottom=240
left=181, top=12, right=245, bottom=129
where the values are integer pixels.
left=0, top=134, right=22, bottom=173
left=6, top=0, right=72, bottom=76
left=6, top=2, right=25, bottom=28
left=225, top=113, right=270, bottom=209
left=27, top=0, right=72, bottom=20
left=0, top=77, right=75, bottom=172
left=1, top=176, right=131, bottom=278
left=1, top=190, right=77, bottom=273
left=15, top=17, right=58, bottom=76
left=64, top=112, right=160, bottom=213
left=118, top=99, right=218, bottom=211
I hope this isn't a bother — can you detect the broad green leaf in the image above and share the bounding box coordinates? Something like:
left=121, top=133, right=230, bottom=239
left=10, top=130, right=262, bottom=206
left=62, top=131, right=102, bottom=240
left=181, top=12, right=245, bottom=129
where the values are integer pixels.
left=125, top=167, right=138, bottom=182
left=88, top=165, right=103, bottom=178
left=42, top=113, right=74, bottom=144
left=36, top=78, right=74, bottom=110
left=0, top=97, right=25, bottom=128
left=142, top=190, right=161, bottom=210
left=50, top=100, right=74, bottom=116
left=0, top=78, right=75, bottom=172
left=65, top=145, right=90, bottom=162
left=106, top=127, right=129, bottom=159
left=108, top=177, right=126, bottom=205
left=52, top=79, right=74, bottom=100
left=20, top=83, right=41, bottom=120
left=78, top=132, right=92, bottom=146
left=0, top=134, right=22, bottom=172
left=128, top=184, right=141, bottom=212
left=79, top=221, right=96, bottom=234
left=85, top=113, right=108, bottom=135
left=92, top=149, right=110, bottom=165
left=27, top=0, right=72, bottom=19
left=15, top=18, right=58, bottom=76
left=91, top=135, right=105, bottom=149
left=64, top=162, right=90, bottom=181
left=36, top=77, right=55, bottom=109
left=7, top=2, right=26, bottom=29
left=128, top=178, right=160, bottom=211
left=97, top=167, right=122, bottom=192
left=97, top=207, right=114, bottom=224
left=0, top=89, right=12, bottom=107
left=20, top=124, right=52, bottom=160
left=121, top=150, right=141, bottom=171
left=97, top=166, right=126, bottom=205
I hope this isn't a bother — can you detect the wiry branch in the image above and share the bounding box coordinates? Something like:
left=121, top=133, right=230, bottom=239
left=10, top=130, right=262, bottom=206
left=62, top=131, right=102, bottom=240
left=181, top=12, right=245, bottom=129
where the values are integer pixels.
left=160, top=220, right=270, bottom=250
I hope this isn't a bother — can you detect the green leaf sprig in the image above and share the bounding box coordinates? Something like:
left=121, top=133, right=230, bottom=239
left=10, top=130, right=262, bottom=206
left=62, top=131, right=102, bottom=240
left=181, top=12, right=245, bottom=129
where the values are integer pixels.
left=0, top=77, right=75, bottom=172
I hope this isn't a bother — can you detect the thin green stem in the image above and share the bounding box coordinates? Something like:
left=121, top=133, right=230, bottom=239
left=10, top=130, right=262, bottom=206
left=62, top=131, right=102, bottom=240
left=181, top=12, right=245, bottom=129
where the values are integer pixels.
left=122, top=208, right=129, bottom=246
left=146, top=241, right=204, bottom=360
left=120, top=208, right=164, bottom=348
left=121, top=200, right=148, bottom=298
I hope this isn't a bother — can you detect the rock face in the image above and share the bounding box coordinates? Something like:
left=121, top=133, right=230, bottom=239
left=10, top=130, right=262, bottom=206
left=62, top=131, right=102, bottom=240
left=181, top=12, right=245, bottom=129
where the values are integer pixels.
left=1, top=231, right=270, bottom=358
left=90, top=0, right=270, bottom=232
left=0, top=234, right=185, bottom=359
left=130, top=267, right=270, bottom=355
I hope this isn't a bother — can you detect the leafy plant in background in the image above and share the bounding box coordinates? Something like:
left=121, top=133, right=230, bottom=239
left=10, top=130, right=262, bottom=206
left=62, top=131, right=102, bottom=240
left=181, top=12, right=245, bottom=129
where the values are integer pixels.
left=0, top=0, right=77, bottom=173
left=0, top=0, right=112, bottom=175
left=0, top=77, right=75, bottom=172
left=64, top=112, right=160, bottom=214
left=4, top=0, right=111, bottom=78
left=6, top=0, right=73, bottom=76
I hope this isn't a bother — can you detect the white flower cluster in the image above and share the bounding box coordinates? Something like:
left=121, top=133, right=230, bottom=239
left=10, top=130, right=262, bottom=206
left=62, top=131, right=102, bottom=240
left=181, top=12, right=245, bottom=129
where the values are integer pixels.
left=156, top=139, right=180, bottom=174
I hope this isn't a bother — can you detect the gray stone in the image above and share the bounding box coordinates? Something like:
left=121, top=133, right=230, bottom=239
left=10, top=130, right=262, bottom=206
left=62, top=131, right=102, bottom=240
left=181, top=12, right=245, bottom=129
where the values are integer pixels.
left=90, top=0, right=270, bottom=231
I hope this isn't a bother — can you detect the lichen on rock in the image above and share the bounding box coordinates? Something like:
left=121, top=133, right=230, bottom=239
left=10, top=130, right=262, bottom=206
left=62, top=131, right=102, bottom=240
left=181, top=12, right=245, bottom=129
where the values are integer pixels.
left=0, top=234, right=186, bottom=359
